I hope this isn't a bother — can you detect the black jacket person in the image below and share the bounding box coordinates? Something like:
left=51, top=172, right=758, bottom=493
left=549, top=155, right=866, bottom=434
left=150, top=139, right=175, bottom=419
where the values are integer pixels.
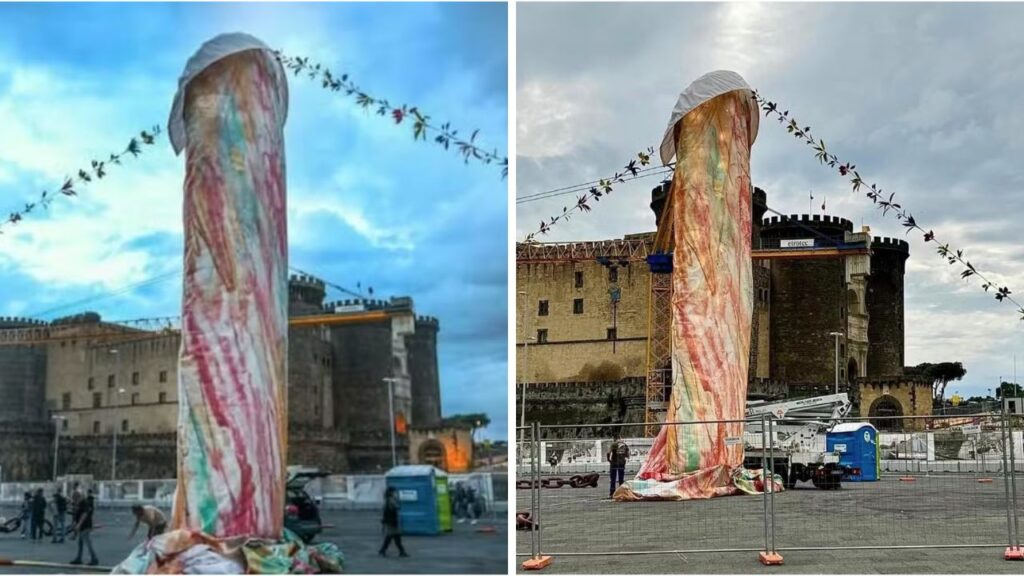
left=606, top=434, right=631, bottom=497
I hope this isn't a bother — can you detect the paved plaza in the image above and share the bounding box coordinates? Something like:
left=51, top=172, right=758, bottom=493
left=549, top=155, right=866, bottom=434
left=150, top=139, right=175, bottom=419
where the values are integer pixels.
left=516, top=471, right=1024, bottom=573
left=0, top=506, right=506, bottom=574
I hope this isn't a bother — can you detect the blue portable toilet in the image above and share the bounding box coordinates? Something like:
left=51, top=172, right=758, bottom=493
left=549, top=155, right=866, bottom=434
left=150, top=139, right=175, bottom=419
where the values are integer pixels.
left=826, top=423, right=880, bottom=481
left=384, top=465, right=452, bottom=535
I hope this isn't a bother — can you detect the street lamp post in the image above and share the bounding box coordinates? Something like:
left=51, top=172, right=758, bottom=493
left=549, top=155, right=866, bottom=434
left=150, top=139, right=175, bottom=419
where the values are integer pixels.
left=52, top=415, right=66, bottom=482
left=517, top=290, right=529, bottom=463
left=828, top=332, right=844, bottom=395
left=113, top=387, right=126, bottom=480
left=382, top=377, right=399, bottom=468
left=110, top=346, right=122, bottom=481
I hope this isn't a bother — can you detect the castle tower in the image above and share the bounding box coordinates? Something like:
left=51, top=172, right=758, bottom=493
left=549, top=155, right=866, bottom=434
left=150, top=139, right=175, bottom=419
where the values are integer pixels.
left=409, top=316, right=442, bottom=429
left=288, top=274, right=326, bottom=316
left=866, top=236, right=909, bottom=378
left=0, top=317, right=48, bottom=424
left=761, top=214, right=854, bottom=392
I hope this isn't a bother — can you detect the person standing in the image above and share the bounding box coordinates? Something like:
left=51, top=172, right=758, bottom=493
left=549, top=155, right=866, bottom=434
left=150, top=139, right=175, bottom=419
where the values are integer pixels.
left=30, top=488, right=47, bottom=541
left=378, top=487, right=409, bottom=558
left=68, top=484, right=82, bottom=541
left=606, top=433, right=631, bottom=498
left=70, top=489, right=98, bottom=566
left=51, top=491, right=68, bottom=543
left=19, top=492, right=31, bottom=539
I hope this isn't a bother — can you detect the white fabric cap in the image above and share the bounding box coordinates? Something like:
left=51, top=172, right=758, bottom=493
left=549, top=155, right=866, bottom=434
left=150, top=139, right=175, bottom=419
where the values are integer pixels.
left=659, top=70, right=759, bottom=165
left=167, top=32, right=289, bottom=155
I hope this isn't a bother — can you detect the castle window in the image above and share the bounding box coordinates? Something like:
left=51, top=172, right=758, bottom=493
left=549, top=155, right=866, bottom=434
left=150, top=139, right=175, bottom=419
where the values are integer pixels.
left=62, top=419, right=68, bottom=431
left=87, top=377, right=94, bottom=391
left=536, top=329, right=548, bottom=344
left=131, top=393, right=140, bottom=405
left=132, top=372, right=140, bottom=386
left=609, top=267, right=618, bottom=283
left=538, top=300, right=549, bottom=316
left=107, top=374, right=115, bottom=389
left=93, top=421, right=100, bottom=434
left=62, top=393, right=71, bottom=410
left=314, top=404, right=320, bottom=417
left=159, top=370, right=167, bottom=383
left=573, top=299, right=584, bottom=314
left=574, top=271, right=584, bottom=288
left=121, top=419, right=129, bottom=433
left=159, top=392, right=167, bottom=404
left=607, top=328, right=617, bottom=341
left=92, top=393, right=102, bottom=408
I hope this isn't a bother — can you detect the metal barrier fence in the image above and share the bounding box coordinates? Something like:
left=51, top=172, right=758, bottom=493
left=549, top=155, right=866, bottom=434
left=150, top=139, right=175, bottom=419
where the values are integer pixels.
left=0, top=472, right=504, bottom=512
left=516, top=411, right=1024, bottom=568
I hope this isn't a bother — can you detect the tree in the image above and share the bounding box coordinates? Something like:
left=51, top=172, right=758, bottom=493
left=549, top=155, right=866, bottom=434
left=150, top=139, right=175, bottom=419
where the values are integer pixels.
left=442, top=413, right=491, bottom=431
left=996, top=382, right=1023, bottom=399
left=907, top=362, right=967, bottom=404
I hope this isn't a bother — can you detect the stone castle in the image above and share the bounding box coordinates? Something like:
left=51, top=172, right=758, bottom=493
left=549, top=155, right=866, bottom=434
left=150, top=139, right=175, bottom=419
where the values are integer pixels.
left=515, top=185, right=931, bottom=434
left=0, top=275, right=474, bottom=481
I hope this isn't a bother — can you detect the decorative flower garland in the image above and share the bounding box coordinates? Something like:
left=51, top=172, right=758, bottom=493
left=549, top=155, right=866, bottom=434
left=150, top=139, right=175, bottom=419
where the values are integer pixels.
left=0, top=127, right=162, bottom=236
left=1, top=54, right=506, bottom=236
left=523, top=147, right=655, bottom=243
left=275, top=53, right=507, bottom=178
left=524, top=94, right=1022, bottom=320
left=752, top=91, right=1021, bottom=320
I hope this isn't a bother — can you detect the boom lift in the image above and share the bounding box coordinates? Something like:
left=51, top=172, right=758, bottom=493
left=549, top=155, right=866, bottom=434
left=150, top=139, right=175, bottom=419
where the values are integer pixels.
left=743, top=393, right=854, bottom=489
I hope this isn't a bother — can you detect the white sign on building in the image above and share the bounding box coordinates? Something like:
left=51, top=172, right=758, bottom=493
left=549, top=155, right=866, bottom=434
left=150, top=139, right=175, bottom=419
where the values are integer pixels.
left=781, top=238, right=815, bottom=248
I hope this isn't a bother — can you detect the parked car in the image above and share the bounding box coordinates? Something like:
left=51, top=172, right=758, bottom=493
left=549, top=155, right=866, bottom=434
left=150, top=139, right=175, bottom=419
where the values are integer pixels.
left=285, top=469, right=329, bottom=543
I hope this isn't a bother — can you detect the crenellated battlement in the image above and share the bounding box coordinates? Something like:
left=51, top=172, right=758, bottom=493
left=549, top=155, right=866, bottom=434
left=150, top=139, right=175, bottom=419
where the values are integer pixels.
left=761, top=213, right=854, bottom=232
left=415, top=315, right=439, bottom=329
left=0, top=317, right=47, bottom=329
left=288, top=273, right=326, bottom=289
left=871, top=236, right=910, bottom=254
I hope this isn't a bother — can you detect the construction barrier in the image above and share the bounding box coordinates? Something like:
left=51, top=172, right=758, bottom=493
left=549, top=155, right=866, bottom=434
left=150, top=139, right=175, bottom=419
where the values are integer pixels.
left=515, top=409, right=1024, bottom=569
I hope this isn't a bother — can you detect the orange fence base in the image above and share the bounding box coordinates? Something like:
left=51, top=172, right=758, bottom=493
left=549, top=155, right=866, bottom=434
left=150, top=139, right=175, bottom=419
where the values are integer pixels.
left=1005, top=547, right=1024, bottom=561
left=759, top=551, right=784, bottom=565
left=898, top=477, right=916, bottom=482
left=476, top=525, right=497, bottom=534
left=522, top=556, right=552, bottom=570
left=977, top=478, right=994, bottom=484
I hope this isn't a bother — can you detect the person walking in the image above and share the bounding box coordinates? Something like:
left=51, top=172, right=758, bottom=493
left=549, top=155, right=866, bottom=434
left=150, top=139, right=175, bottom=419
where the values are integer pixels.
left=378, top=487, right=408, bottom=558
left=30, top=488, right=47, bottom=541
left=51, top=491, right=68, bottom=543
left=67, top=484, right=82, bottom=541
left=128, top=504, right=167, bottom=541
left=452, top=483, right=467, bottom=524
left=70, top=489, right=98, bottom=566
left=606, top=433, right=630, bottom=498
left=19, top=492, right=31, bottom=539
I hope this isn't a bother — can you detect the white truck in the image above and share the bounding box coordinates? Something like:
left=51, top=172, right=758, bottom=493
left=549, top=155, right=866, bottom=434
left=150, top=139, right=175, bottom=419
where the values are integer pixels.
left=743, top=393, right=854, bottom=489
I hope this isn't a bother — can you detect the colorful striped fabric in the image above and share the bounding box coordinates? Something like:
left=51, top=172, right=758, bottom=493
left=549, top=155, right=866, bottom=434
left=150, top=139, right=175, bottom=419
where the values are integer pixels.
left=171, top=41, right=289, bottom=538
left=616, top=80, right=763, bottom=501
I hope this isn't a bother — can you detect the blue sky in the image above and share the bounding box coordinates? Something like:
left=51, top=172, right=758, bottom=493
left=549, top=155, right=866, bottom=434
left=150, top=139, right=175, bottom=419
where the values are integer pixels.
left=0, top=3, right=508, bottom=438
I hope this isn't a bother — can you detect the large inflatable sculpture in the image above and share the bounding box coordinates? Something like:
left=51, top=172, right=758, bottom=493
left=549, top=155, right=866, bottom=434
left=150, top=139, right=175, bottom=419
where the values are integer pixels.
left=114, top=33, right=342, bottom=573
left=615, top=71, right=780, bottom=501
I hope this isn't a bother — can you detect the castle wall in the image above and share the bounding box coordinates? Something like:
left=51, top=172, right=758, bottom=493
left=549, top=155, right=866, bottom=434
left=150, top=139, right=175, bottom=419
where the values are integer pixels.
left=867, top=238, right=909, bottom=378
left=0, top=422, right=52, bottom=481
left=516, top=378, right=647, bottom=439
left=516, top=244, right=651, bottom=383
left=330, top=318, right=410, bottom=472
left=0, top=318, right=49, bottom=425
left=409, top=317, right=442, bottom=428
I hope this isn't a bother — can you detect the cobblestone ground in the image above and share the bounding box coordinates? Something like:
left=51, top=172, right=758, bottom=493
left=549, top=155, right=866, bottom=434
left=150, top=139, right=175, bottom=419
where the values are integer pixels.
left=0, top=506, right=506, bottom=574
left=516, top=472, right=1024, bottom=573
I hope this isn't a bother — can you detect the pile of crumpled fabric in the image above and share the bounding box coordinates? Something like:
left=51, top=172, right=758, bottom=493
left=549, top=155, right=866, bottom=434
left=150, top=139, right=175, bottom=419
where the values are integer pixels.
left=613, top=466, right=784, bottom=501
left=111, top=528, right=343, bottom=574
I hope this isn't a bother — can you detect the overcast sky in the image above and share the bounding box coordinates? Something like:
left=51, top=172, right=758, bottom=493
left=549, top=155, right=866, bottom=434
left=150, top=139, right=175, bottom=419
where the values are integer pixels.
left=0, top=3, right=508, bottom=438
left=517, top=2, right=1024, bottom=399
